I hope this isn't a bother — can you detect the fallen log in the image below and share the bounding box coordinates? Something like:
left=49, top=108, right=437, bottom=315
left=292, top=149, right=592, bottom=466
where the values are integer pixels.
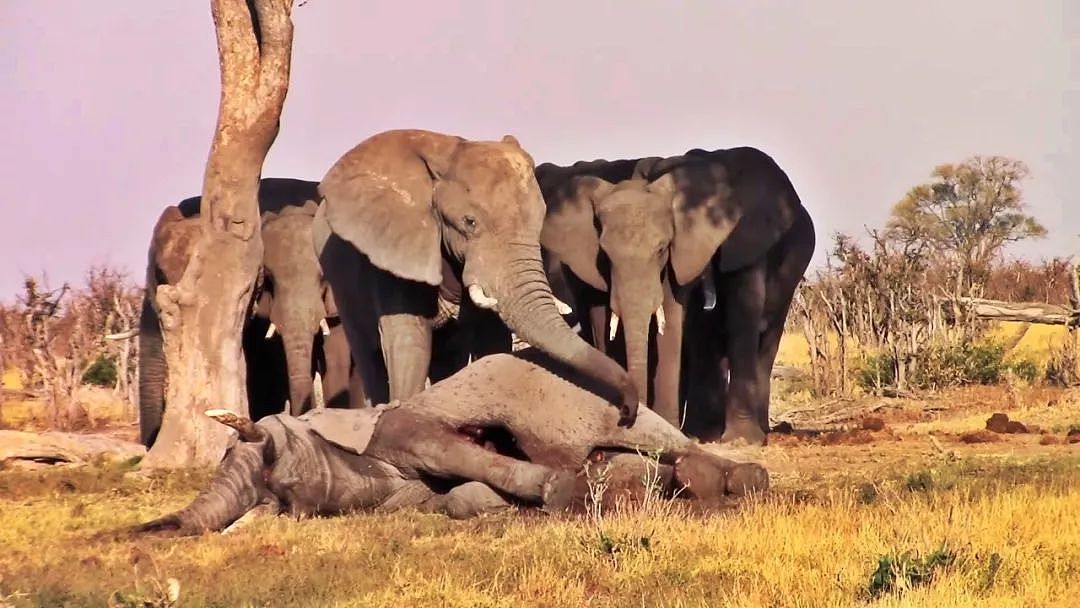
left=0, top=430, right=145, bottom=469
left=945, top=297, right=1078, bottom=326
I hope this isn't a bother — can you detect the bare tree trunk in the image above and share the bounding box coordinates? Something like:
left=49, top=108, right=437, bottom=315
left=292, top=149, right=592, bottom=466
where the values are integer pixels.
left=142, top=0, right=295, bottom=469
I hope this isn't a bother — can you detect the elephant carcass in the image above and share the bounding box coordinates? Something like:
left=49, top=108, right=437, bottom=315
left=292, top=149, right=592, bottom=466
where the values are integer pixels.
left=130, top=351, right=768, bottom=537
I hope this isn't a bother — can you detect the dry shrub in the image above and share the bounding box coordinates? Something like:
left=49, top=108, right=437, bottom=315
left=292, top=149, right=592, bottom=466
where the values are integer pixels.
left=0, top=267, right=141, bottom=429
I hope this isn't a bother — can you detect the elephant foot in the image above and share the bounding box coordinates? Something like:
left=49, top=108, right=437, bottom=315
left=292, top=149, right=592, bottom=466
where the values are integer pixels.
left=673, top=449, right=769, bottom=500
left=540, top=469, right=579, bottom=514
left=718, top=419, right=767, bottom=446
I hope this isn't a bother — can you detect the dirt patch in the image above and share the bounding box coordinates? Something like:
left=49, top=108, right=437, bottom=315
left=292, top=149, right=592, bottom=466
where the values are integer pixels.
left=958, top=430, right=1002, bottom=444
left=986, top=413, right=1029, bottom=434
left=767, top=423, right=896, bottom=446
left=860, top=416, right=887, bottom=432
left=1067, top=428, right=1080, bottom=444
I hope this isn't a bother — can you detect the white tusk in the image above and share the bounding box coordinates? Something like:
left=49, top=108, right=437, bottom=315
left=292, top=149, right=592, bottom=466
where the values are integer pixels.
left=703, top=272, right=717, bottom=311
left=320, top=319, right=331, bottom=336
left=609, top=312, right=620, bottom=341
left=553, top=296, right=573, bottom=316
left=468, top=284, right=499, bottom=310
left=655, top=305, right=666, bottom=336
left=264, top=323, right=277, bottom=339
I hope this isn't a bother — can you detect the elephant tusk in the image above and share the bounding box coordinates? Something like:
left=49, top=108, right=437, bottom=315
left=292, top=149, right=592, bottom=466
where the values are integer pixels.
left=264, top=323, right=277, bottom=339
left=655, top=305, right=666, bottom=336
left=609, top=312, right=620, bottom=341
left=205, top=408, right=266, bottom=442
left=468, top=284, right=499, bottom=310
left=702, top=272, right=717, bottom=311
left=320, top=318, right=331, bottom=336
left=553, top=296, right=573, bottom=316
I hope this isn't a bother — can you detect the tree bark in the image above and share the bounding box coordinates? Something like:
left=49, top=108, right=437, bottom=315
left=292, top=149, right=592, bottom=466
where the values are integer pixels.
left=142, top=0, right=295, bottom=469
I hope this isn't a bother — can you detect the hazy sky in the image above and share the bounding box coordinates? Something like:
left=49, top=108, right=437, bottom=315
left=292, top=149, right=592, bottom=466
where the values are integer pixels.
left=1, top=1, right=1076, bottom=297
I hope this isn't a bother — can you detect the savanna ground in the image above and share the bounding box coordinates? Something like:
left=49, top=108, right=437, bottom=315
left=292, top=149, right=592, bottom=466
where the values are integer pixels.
left=1, top=325, right=1079, bottom=607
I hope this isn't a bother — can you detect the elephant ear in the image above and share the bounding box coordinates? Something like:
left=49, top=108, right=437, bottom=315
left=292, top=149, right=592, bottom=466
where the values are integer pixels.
left=715, top=184, right=801, bottom=273
left=663, top=167, right=743, bottom=286
left=299, top=407, right=384, bottom=455
left=540, top=176, right=612, bottom=291
left=318, top=135, right=462, bottom=287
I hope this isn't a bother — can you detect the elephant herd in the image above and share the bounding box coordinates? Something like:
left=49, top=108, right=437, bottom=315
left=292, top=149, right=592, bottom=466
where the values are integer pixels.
left=138, top=129, right=815, bottom=449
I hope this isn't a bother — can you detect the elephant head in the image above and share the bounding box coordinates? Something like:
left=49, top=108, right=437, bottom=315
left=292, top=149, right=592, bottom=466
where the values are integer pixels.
left=318, top=129, right=639, bottom=421
left=257, top=189, right=328, bottom=416
left=541, top=148, right=803, bottom=410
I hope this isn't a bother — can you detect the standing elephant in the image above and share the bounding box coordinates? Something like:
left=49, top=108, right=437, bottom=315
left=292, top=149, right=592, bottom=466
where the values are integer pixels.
left=539, top=148, right=815, bottom=444
left=139, top=178, right=354, bottom=447
left=312, top=129, right=639, bottom=422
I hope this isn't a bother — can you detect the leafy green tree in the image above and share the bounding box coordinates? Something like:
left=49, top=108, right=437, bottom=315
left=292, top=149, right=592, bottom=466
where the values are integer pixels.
left=885, top=156, right=1046, bottom=294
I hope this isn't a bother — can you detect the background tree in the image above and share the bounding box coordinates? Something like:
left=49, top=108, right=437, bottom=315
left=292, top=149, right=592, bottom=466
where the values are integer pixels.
left=885, top=156, right=1046, bottom=295
left=142, top=0, right=295, bottom=468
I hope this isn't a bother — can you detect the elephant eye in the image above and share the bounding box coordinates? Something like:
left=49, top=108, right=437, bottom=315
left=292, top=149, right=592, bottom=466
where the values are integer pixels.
left=463, top=215, right=478, bottom=233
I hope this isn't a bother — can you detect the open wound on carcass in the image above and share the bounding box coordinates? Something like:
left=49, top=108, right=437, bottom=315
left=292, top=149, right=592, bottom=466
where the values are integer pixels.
left=458, top=424, right=531, bottom=460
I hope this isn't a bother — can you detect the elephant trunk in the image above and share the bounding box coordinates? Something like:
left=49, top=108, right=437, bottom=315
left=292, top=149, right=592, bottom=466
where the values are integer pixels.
left=137, top=292, right=166, bottom=447
left=478, top=244, right=639, bottom=419
left=280, top=327, right=315, bottom=416
left=610, top=269, right=665, bottom=410
left=133, top=435, right=273, bottom=536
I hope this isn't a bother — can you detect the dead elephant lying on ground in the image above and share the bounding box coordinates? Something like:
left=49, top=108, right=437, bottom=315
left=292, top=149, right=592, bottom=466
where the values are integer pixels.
left=133, top=350, right=768, bottom=536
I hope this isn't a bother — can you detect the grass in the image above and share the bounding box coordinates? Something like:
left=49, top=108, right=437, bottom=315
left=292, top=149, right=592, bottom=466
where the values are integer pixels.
left=774, top=320, right=1074, bottom=369
left=2, top=339, right=1079, bottom=607
left=1, top=448, right=1078, bottom=606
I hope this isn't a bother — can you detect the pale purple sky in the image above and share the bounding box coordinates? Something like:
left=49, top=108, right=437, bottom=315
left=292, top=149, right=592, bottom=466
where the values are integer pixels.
left=1, top=1, right=1076, bottom=297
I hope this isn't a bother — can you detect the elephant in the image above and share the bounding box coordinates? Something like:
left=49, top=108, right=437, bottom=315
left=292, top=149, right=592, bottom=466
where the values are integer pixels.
left=129, top=349, right=770, bottom=537
left=539, top=148, right=815, bottom=445
left=311, top=129, right=639, bottom=423
left=138, top=178, right=355, bottom=447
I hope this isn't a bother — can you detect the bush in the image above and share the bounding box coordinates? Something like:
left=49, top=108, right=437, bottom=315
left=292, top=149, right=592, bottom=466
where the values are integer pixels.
left=81, top=356, right=117, bottom=388
left=866, top=544, right=956, bottom=599
left=1044, top=338, right=1080, bottom=386
left=1009, top=358, right=1040, bottom=384
left=855, top=341, right=1027, bottom=392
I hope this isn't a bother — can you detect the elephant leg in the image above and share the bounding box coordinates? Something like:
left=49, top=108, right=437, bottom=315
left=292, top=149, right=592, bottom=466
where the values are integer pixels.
left=719, top=265, right=767, bottom=445
left=320, top=320, right=354, bottom=408
left=430, top=321, right=470, bottom=384
left=381, top=416, right=574, bottom=509
left=373, top=266, right=437, bottom=402
left=420, top=481, right=513, bottom=519
left=587, top=304, right=609, bottom=354
left=319, top=238, right=386, bottom=406
left=652, top=277, right=685, bottom=427
left=243, top=315, right=290, bottom=419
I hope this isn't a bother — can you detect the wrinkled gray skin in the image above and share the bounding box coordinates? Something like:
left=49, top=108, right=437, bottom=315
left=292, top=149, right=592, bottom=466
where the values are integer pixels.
left=312, top=129, right=639, bottom=424
left=131, top=350, right=768, bottom=537
left=539, top=148, right=815, bottom=445
left=139, top=178, right=355, bottom=447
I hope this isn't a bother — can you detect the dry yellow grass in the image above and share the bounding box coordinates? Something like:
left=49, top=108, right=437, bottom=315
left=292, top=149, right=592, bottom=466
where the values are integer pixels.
left=1, top=428, right=1078, bottom=606
left=776, top=321, right=1074, bottom=370
left=2, top=361, right=1079, bottom=606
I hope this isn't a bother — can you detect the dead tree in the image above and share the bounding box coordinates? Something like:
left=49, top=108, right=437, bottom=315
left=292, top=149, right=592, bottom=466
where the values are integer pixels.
left=142, top=0, right=295, bottom=468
